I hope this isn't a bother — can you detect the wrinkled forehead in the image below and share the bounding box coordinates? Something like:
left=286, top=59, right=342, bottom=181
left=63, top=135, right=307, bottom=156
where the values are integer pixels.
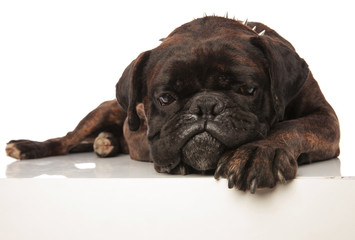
left=147, top=38, right=267, bottom=93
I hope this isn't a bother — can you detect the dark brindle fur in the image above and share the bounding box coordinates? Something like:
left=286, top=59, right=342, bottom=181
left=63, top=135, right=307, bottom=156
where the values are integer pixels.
left=6, top=17, right=340, bottom=193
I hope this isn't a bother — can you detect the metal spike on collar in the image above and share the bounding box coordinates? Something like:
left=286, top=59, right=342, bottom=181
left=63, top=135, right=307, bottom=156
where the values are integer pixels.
left=252, top=26, right=256, bottom=31
left=243, top=18, right=248, bottom=25
left=258, top=30, right=266, bottom=36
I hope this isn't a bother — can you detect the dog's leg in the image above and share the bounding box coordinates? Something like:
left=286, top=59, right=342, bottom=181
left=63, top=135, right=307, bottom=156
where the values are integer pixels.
left=122, top=104, right=151, bottom=162
left=215, top=75, right=340, bottom=193
left=6, top=100, right=128, bottom=160
left=68, top=137, right=95, bottom=153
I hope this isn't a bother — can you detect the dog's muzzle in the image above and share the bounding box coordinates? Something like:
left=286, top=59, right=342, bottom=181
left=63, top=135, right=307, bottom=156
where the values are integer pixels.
left=181, top=92, right=227, bottom=171
left=182, top=131, right=226, bottom=171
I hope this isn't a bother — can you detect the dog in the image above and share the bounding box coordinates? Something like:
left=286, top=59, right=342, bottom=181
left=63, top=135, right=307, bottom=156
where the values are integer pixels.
left=6, top=16, right=340, bottom=193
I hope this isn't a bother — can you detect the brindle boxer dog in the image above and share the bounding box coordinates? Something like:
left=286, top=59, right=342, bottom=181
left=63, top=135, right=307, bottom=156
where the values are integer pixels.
left=6, top=16, right=340, bottom=193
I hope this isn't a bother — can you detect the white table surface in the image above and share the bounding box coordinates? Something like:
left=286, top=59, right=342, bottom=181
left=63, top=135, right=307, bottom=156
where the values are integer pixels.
left=1, top=153, right=354, bottom=240
left=1, top=153, right=343, bottom=179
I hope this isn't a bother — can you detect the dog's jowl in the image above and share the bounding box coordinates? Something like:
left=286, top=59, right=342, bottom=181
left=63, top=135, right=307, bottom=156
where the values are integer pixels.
left=6, top=16, right=340, bottom=193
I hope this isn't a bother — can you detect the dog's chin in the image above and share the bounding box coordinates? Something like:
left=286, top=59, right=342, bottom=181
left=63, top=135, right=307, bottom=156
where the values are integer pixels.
left=181, top=132, right=226, bottom=171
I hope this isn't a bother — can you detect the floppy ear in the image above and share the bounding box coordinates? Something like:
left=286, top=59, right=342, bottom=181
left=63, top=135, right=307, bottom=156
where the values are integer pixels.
left=116, top=51, right=151, bottom=131
left=250, top=35, right=309, bottom=121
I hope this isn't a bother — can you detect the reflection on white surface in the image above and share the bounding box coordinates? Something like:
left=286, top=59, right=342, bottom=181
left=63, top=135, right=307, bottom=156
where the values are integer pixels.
left=5, top=153, right=176, bottom=178
left=74, top=162, right=96, bottom=170
left=3, top=152, right=341, bottom=178
left=34, top=174, right=67, bottom=179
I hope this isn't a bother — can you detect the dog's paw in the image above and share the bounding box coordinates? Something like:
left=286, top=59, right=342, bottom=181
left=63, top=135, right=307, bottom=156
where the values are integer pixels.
left=6, top=140, right=49, bottom=160
left=93, top=132, right=119, bottom=158
left=214, top=142, right=298, bottom=193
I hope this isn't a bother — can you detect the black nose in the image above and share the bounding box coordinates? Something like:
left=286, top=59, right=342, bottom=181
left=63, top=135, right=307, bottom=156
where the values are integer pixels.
left=189, top=93, right=225, bottom=116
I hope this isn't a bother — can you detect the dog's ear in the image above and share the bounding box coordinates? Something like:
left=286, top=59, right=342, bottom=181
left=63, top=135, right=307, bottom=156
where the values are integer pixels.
left=250, top=35, right=309, bottom=121
left=116, top=51, right=151, bottom=131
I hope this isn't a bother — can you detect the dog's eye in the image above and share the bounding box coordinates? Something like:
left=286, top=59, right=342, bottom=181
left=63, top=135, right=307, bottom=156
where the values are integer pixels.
left=158, top=93, right=176, bottom=106
left=236, top=86, right=256, bottom=96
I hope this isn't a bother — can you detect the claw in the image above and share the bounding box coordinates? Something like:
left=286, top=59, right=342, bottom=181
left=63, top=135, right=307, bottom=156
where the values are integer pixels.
left=228, top=174, right=236, bottom=189
left=234, top=168, right=244, bottom=190
left=277, top=170, right=287, bottom=184
left=250, top=178, right=257, bottom=194
left=214, top=163, right=225, bottom=179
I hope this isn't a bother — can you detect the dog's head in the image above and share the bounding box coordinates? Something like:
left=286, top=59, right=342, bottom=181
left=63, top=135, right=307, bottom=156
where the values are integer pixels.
left=116, top=17, right=309, bottom=173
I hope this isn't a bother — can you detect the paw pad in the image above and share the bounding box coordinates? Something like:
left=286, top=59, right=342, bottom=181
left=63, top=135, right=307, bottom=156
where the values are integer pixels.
left=6, top=143, right=22, bottom=159
left=93, top=132, right=118, bottom=157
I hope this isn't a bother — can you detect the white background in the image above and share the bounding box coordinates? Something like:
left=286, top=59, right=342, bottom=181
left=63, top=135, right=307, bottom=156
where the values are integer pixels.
left=1, top=0, right=354, bottom=175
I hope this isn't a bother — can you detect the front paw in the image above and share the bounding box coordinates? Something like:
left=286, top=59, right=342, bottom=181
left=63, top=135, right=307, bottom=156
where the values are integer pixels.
left=214, top=142, right=298, bottom=193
